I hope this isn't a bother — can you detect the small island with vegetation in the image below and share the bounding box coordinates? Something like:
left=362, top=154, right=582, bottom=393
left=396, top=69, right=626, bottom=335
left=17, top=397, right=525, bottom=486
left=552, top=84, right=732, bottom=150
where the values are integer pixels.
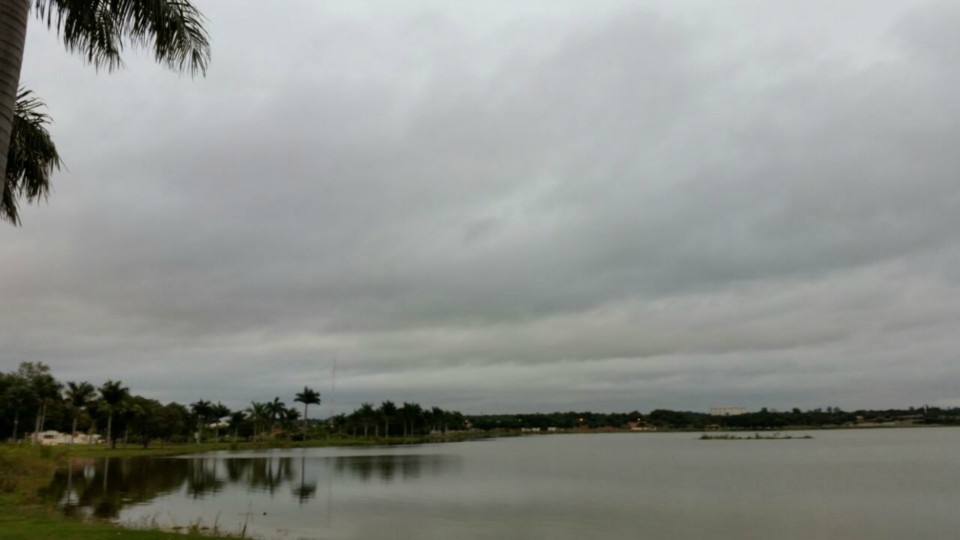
left=699, top=433, right=814, bottom=440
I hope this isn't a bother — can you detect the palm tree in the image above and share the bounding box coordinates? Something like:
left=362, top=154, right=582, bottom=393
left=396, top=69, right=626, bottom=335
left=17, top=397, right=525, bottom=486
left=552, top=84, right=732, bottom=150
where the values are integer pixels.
left=65, top=381, right=95, bottom=448
left=190, top=399, right=213, bottom=443
left=379, top=401, right=397, bottom=439
left=0, top=0, right=210, bottom=223
left=264, top=397, right=286, bottom=435
left=248, top=401, right=271, bottom=440
left=398, top=402, right=423, bottom=438
left=211, top=402, right=230, bottom=441
left=294, top=387, right=321, bottom=440
left=2, top=88, right=61, bottom=224
left=228, top=410, right=246, bottom=443
left=98, top=379, right=128, bottom=449
left=356, top=403, right=375, bottom=438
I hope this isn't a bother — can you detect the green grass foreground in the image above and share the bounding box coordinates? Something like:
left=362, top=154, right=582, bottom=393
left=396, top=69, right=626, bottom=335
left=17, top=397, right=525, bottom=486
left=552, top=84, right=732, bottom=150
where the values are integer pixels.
left=0, top=445, right=233, bottom=539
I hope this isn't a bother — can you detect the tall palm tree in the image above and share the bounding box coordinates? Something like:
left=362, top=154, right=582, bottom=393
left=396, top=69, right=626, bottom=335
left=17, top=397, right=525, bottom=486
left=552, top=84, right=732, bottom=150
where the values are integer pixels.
left=65, top=380, right=95, bottom=448
left=398, top=402, right=423, bottom=438
left=0, top=0, right=210, bottom=223
left=2, top=88, right=61, bottom=223
left=227, top=410, right=246, bottom=443
left=246, top=401, right=268, bottom=440
left=190, top=399, right=213, bottom=443
left=98, top=379, right=128, bottom=449
left=294, top=387, right=320, bottom=441
left=264, top=397, right=286, bottom=435
left=357, top=402, right=375, bottom=438
left=379, top=401, right=397, bottom=439
left=211, top=402, right=230, bottom=441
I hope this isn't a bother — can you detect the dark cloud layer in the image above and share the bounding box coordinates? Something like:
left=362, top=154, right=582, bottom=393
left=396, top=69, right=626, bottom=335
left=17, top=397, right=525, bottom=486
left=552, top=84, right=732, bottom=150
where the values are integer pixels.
left=2, top=1, right=959, bottom=414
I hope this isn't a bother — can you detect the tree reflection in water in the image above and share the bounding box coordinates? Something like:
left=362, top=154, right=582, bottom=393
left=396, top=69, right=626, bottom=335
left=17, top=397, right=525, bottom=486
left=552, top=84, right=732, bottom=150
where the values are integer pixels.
left=41, top=452, right=459, bottom=519
left=331, top=454, right=449, bottom=482
left=293, top=456, right=317, bottom=503
left=41, top=457, right=192, bottom=519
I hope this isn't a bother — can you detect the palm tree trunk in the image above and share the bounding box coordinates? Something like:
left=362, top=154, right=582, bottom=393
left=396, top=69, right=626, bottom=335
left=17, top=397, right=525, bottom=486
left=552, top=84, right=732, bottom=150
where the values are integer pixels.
left=39, top=402, right=47, bottom=437
left=70, top=415, right=77, bottom=448
left=302, top=404, right=308, bottom=440
left=11, top=410, right=19, bottom=441
left=0, top=0, right=30, bottom=180
left=107, top=412, right=114, bottom=449
left=32, top=409, right=40, bottom=445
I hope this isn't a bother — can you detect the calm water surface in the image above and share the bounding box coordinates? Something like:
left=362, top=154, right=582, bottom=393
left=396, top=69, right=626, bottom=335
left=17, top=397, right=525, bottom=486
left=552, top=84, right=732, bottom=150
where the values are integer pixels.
left=46, top=429, right=960, bottom=539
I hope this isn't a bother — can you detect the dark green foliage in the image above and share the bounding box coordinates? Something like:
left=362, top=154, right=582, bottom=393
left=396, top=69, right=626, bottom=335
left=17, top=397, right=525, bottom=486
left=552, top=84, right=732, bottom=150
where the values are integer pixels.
left=2, top=89, right=61, bottom=224
left=467, top=406, right=960, bottom=431
left=2, top=363, right=957, bottom=447
left=294, top=387, right=321, bottom=439
left=3, top=0, right=211, bottom=225
left=33, top=0, right=210, bottom=75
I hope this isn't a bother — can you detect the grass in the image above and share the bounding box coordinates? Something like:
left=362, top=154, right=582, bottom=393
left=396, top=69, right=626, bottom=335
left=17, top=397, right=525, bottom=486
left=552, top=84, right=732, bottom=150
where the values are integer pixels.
left=0, top=505, right=239, bottom=540
left=0, top=445, right=238, bottom=539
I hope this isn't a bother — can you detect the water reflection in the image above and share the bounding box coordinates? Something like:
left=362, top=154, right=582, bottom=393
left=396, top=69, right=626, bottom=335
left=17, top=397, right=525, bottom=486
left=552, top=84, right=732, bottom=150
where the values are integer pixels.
left=42, top=457, right=194, bottom=519
left=43, top=451, right=460, bottom=519
left=332, top=454, right=451, bottom=482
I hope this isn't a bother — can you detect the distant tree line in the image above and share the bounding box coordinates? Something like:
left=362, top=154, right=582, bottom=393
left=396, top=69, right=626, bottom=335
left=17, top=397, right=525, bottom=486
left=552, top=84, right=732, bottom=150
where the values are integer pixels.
left=5, top=363, right=959, bottom=446
left=0, top=362, right=467, bottom=448
left=328, top=402, right=466, bottom=438
left=468, top=406, right=960, bottom=431
left=469, top=411, right=644, bottom=431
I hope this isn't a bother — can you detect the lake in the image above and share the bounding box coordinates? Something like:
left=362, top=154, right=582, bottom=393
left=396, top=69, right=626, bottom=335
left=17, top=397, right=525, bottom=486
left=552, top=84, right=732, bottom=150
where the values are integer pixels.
left=46, top=428, right=960, bottom=539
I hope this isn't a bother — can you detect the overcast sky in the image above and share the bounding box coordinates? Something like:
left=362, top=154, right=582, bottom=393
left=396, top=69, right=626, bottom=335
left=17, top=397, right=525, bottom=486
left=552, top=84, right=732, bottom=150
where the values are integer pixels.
left=2, top=1, right=959, bottom=415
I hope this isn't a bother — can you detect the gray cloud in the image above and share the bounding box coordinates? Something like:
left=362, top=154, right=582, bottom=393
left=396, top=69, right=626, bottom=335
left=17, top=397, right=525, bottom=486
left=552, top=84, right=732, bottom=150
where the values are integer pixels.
left=2, top=1, right=959, bottom=414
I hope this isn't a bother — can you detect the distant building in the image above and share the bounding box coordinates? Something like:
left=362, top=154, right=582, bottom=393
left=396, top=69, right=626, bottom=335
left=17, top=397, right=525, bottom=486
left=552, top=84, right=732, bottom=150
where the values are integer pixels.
left=628, top=422, right=656, bottom=432
left=710, top=407, right=747, bottom=416
left=31, top=431, right=102, bottom=446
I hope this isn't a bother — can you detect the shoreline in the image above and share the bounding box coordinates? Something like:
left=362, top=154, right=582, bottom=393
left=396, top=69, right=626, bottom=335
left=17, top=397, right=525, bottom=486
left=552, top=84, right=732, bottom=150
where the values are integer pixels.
left=2, top=425, right=956, bottom=539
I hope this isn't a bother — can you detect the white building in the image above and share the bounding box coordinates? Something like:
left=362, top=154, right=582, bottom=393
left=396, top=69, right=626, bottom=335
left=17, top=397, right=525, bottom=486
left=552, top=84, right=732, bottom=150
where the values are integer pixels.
left=31, top=431, right=103, bottom=445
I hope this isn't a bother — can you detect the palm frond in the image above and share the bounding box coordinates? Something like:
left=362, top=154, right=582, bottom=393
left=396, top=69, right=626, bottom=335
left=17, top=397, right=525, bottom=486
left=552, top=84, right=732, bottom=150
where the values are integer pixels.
left=34, top=0, right=210, bottom=76
left=2, top=89, right=62, bottom=225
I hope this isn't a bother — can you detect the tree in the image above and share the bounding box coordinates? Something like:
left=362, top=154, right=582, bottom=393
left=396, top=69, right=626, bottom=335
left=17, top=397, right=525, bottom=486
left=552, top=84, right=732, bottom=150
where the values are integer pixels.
left=17, top=362, right=61, bottom=444
left=265, top=397, right=286, bottom=434
left=126, top=395, right=173, bottom=448
left=398, top=402, right=423, bottom=438
left=356, top=402, right=375, bottom=438
left=1, top=371, right=33, bottom=441
left=294, top=387, right=320, bottom=440
left=189, top=399, right=213, bottom=443
left=98, top=379, right=128, bottom=449
left=246, top=401, right=268, bottom=440
left=0, top=0, right=210, bottom=224
left=379, top=400, right=397, bottom=439
left=2, top=88, right=61, bottom=223
left=64, top=380, right=95, bottom=447
left=227, top=410, right=246, bottom=443
left=211, top=402, right=230, bottom=440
